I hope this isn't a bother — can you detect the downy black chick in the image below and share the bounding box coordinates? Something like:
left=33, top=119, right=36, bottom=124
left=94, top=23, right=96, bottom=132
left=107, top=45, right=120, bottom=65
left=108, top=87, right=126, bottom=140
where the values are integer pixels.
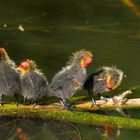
left=83, top=66, right=123, bottom=105
left=0, top=48, right=20, bottom=105
left=17, top=59, right=48, bottom=106
left=47, top=50, right=93, bottom=109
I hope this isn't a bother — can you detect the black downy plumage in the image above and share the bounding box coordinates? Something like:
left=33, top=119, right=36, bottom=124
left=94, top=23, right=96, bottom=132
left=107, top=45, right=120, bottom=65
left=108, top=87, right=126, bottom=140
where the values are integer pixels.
left=0, top=48, right=20, bottom=105
left=17, top=59, right=48, bottom=106
left=83, top=66, right=124, bottom=105
left=47, top=50, right=93, bottom=109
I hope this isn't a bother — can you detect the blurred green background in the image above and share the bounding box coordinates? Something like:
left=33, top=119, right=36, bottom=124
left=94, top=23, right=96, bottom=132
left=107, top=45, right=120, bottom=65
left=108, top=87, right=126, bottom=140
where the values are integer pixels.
left=0, top=0, right=140, bottom=139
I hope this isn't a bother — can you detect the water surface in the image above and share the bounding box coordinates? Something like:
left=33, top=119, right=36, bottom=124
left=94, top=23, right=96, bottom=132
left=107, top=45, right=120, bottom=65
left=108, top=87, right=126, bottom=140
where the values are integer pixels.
left=0, top=0, right=140, bottom=139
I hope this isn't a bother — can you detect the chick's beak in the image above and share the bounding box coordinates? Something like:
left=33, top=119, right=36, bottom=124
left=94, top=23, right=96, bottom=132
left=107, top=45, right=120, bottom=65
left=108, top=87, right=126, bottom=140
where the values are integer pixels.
left=80, top=55, right=93, bottom=68
left=16, top=67, right=26, bottom=75
left=106, top=75, right=113, bottom=90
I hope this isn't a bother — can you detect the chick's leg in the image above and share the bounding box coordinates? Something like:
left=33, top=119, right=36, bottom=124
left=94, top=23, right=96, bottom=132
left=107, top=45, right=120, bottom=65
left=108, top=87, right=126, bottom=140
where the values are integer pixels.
left=60, top=98, right=69, bottom=109
left=23, top=96, right=27, bottom=105
left=88, top=90, right=96, bottom=106
left=33, top=98, right=39, bottom=108
left=14, top=93, right=18, bottom=106
left=0, top=94, right=4, bottom=107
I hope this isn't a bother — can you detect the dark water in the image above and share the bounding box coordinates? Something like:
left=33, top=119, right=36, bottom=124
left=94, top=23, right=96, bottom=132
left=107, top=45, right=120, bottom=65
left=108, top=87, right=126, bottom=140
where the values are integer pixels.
left=1, top=117, right=140, bottom=140
left=0, top=0, right=140, bottom=139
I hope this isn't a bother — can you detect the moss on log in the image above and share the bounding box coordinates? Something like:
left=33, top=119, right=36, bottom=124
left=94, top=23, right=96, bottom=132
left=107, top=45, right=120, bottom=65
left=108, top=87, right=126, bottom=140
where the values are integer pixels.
left=0, top=104, right=140, bottom=130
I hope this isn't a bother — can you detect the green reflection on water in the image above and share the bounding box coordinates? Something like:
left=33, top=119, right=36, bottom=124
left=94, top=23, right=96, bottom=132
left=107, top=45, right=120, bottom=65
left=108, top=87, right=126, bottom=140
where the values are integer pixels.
left=0, top=0, right=140, bottom=139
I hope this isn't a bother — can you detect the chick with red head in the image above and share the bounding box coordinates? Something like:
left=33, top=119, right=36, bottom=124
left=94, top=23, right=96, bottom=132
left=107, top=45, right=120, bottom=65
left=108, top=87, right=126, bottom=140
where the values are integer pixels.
left=47, top=50, right=93, bottom=109
left=0, top=48, right=20, bottom=105
left=83, top=66, right=124, bottom=105
left=17, top=59, right=48, bottom=106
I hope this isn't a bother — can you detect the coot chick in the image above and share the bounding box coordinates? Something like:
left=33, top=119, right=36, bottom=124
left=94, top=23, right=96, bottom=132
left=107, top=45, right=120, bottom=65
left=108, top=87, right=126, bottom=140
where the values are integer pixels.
left=0, top=48, right=20, bottom=105
left=47, top=50, right=93, bottom=109
left=83, top=66, right=123, bottom=105
left=17, top=59, right=48, bottom=106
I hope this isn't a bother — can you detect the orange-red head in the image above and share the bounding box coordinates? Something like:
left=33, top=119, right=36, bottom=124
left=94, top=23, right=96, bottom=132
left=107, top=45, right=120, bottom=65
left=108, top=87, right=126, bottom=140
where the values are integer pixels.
left=80, top=51, right=93, bottom=68
left=0, top=48, right=7, bottom=54
left=0, top=48, right=9, bottom=61
left=0, top=48, right=5, bottom=54
left=105, top=75, right=116, bottom=90
left=105, top=68, right=123, bottom=90
left=17, top=59, right=31, bottom=75
left=68, top=50, right=93, bottom=68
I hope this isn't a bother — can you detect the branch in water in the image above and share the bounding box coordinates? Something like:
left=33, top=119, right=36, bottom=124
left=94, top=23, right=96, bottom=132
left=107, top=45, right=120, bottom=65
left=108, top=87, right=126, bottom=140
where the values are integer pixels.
left=75, top=90, right=136, bottom=111
left=0, top=90, right=140, bottom=129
